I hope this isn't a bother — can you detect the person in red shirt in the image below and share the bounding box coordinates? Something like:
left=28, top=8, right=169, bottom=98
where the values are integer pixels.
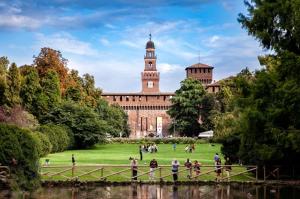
left=184, top=158, right=192, bottom=179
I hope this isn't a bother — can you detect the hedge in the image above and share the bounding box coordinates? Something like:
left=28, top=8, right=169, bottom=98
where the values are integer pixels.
left=108, top=137, right=210, bottom=144
left=38, top=124, right=70, bottom=153
left=30, top=131, right=52, bottom=157
left=0, top=123, right=40, bottom=190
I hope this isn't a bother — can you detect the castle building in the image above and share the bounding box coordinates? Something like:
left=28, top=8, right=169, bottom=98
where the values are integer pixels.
left=102, top=35, right=220, bottom=138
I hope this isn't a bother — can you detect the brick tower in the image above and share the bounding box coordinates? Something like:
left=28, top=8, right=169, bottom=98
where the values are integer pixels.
left=141, top=34, right=160, bottom=93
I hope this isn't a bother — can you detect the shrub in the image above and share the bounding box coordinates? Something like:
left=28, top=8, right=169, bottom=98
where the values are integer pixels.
left=30, top=131, right=52, bottom=157
left=108, top=137, right=209, bottom=144
left=38, top=124, right=70, bottom=153
left=0, top=123, right=40, bottom=190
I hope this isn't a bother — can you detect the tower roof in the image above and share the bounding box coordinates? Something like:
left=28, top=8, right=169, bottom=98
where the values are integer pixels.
left=185, top=63, right=213, bottom=70
left=146, top=33, right=155, bottom=49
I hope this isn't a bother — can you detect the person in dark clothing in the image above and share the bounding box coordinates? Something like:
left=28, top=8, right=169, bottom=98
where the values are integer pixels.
left=139, top=145, right=143, bottom=161
left=72, top=154, right=76, bottom=166
left=149, top=159, right=158, bottom=180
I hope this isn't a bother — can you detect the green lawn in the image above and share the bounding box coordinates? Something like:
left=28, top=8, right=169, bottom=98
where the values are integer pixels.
left=40, top=143, right=256, bottom=182
left=40, top=143, right=221, bottom=166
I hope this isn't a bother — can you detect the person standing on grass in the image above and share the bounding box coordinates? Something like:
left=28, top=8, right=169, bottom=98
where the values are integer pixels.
left=224, top=157, right=232, bottom=181
left=72, top=154, right=76, bottom=166
left=215, top=159, right=222, bottom=181
left=193, top=160, right=201, bottom=178
left=172, top=159, right=180, bottom=182
left=131, top=158, right=138, bottom=181
left=139, top=145, right=143, bottom=161
left=149, top=159, right=158, bottom=180
left=172, top=143, right=176, bottom=151
left=184, top=158, right=192, bottom=179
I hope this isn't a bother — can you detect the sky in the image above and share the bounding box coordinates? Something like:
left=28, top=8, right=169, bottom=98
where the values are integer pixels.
left=0, top=0, right=267, bottom=92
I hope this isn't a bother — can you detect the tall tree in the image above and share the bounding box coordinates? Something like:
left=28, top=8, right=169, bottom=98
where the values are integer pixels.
left=238, top=0, right=300, bottom=54
left=6, top=63, right=21, bottom=106
left=41, top=70, right=61, bottom=109
left=167, top=78, right=206, bottom=136
left=0, top=56, right=9, bottom=105
left=33, top=48, right=69, bottom=94
left=20, top=67, right=42, bottom=112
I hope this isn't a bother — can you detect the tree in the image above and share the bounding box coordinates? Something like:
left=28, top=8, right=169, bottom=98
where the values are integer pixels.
left=167, top=78, right=206, bottom=136
left=6, top=63, right=21, bottom=106
left=42, top=102, right=106, bottom=148
left=34, top=47, right=69, bottom=94
left=82, top=73, right=102, bottom=107
left=95, top=99, right=130, bottom=137
left=219, top=1, right=300, bottom=167
left=20, top=67, right=42, bottom=112
left=41, top=70, right=61, bottom=108
left=238, top=0, right=300, bottom=54
left=0, top=56, right=9, bottom=105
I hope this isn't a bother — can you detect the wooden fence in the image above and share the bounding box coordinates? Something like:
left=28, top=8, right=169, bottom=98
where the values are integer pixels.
left=40, top=164, right=258, bottom=182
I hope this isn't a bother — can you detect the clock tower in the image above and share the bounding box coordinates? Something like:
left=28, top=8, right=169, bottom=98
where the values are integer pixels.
left=141, top=34, right=160, bottom=93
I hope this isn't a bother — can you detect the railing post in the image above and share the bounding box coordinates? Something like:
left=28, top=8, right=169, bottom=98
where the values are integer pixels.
left=159, top=167, right=162, bottom=180
left=72, top=165, right=75, bottom=177
left=263, top=166, right=266, bottom=181
left=256, top=166, right=258, bottom=181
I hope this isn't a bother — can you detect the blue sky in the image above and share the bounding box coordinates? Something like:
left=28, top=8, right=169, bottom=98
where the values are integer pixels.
left=0, top=0, right=267, bottom=92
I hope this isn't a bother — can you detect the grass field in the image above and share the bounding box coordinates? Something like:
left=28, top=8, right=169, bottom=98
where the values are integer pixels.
left=40, top=143, right=256, bottom=182
left=40, top=143, right=221, bottom=166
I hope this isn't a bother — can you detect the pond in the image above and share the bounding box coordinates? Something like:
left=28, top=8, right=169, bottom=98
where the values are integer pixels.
left=1, top=184, right=300, bottom=199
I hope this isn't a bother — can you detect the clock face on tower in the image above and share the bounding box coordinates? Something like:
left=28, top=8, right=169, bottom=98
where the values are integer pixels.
left=147, top=81, right=153, bottom=88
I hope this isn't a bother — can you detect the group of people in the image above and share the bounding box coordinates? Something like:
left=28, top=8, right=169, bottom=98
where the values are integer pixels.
left=141, top=144, right=158, bottom=153
left=183, top=158, right=201, bottom=179
left=139, top=144, right=158, bottom=161
left=214, top=153, right=232, bottom=181
left=130, top=154, right=232, bottom=182
left=184, top=144, right=195, bottom=153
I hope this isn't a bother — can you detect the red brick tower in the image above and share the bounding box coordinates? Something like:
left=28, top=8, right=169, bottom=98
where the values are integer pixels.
left=141, top=34, right=160, bottom=93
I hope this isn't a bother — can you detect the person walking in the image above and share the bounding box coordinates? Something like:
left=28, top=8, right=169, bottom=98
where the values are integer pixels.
left=131, top=158, right=138, bottom=181
left=172, top=143, right=176, bottom=151
left=172, top=159, right=180, bottom=181
left=224, top=157, right=232, bottom=181
left=184, top=158, right=192, bottom=179
left=215, top=159, right=222, bottom=181
left=139, top=145, right=143, bottom=161
left=72, top=154, right=76, bottom=166
left=149, top=159, right=158, bottom=180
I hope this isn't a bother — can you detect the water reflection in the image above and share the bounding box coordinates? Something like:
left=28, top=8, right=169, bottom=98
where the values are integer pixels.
left=2, top=184, right=300, bottom=199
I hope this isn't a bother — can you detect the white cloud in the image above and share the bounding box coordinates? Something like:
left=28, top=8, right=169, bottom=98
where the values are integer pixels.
left=120, top=40, right=141, bottom=48
left=157, top=63, right=181, bottom=73
left=0, top=14, right=41, bottom=29
left=35, top=32, right=98, bottom=56
left=100, top=38, right=110, bottom=46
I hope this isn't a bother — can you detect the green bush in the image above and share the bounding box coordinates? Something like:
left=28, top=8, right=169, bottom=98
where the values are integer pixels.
left=108, top=137, right=209, bottom=144
left=30, top=131, right=52, bottom=157
left=0, top=123, right=40, bottom=190
left=38, top=124, right=70, bottom=153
